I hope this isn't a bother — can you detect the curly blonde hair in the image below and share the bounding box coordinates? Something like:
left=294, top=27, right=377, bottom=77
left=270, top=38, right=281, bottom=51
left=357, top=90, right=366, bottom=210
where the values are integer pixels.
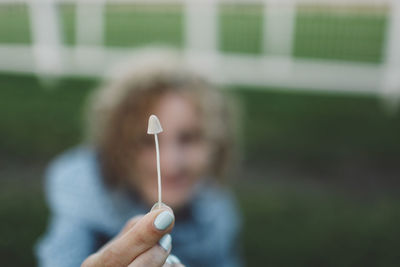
left=85, top=49, right=239, bottom=186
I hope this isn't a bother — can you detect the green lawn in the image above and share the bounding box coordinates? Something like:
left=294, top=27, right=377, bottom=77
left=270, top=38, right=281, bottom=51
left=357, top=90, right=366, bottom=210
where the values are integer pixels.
left=0, top=171, right=48, bottom=267
left=0, top=4, right=31, bottom=44
left=0, top=75, right=96, bottom=159
left=235, top=86, right=400, bottom=162
left=294, top=8, right=387, bottom=63
left=219, top=4, right=264, bottom=54
left=1, top=74, right=399, bottom=162
left=59, top=4, right=76, bottom=45
left=238, top=182, right=400, bottom=267
left=105, top=4, right=184, bottom=48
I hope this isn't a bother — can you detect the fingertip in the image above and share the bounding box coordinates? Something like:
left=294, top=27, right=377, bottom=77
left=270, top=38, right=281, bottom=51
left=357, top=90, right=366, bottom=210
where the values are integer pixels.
left=158, top=233, right=172, bottom=252
left=166, top=254, right=181, bottom=264
left=151, top=202, right=173, bottom=214
left=149, top=203, right=175, bottom=232
left=154, top=210, right=175, bottom=231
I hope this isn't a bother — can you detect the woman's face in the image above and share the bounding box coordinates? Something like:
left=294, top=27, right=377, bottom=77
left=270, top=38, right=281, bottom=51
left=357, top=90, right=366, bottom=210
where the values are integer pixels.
left=132, top=92, right=211, bottom=209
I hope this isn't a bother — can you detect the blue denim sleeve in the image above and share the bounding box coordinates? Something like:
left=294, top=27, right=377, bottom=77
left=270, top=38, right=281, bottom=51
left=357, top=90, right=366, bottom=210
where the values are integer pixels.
left=218, top=191, right=244, bottom=267
left=194, top=186, right=244, bottom=267
left=35, top=215, right=96, bottom=267
left=35, top=148, right=102, bottom=267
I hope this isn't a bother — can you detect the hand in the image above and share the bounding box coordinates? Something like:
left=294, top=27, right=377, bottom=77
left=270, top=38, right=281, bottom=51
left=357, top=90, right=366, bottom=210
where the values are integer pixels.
left=82, top=207, right=184, bottom=267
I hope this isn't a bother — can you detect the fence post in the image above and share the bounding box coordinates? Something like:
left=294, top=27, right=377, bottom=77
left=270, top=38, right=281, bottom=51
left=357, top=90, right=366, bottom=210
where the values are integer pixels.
left=263, top=0, right=296, bottom=57
left=184, top=0, right=217, bottom=52
left=28, top=0, right=63, bottom=78
left=382, top=0, right=400, bottom=110
left=184, top=0, right=219, bottom=81
left=76, top=1, right=104, bottom=46
left=74, top=0, right=105, bottom=75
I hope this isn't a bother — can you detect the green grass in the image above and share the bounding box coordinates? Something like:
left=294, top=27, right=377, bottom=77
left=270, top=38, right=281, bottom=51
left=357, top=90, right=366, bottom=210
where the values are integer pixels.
left=0, top=75, right=97, bottom=160
left=104, top=4, right=184, bottom=48
left=0, top=4, right=31, bottom=44
left=294, top=8, right=387, bottom=63
left=0, top=176, right=48, bottom=267
left=232, top=87, right=400, bottom=163
left=60, top=4, right=76, bottom=45
left=219, top=4, right=264, bottom=54
left=238, top=183, right=400, bottom=267
left=1, top=74, right=400, bottom=163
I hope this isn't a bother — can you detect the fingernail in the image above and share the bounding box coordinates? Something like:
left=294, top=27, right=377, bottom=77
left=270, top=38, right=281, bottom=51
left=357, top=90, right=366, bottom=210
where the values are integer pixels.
left=154, top=210, right=174, bottom=230
left=166, top=254, right=181, bottom=264
left=159, top=234, right=172, bottom=251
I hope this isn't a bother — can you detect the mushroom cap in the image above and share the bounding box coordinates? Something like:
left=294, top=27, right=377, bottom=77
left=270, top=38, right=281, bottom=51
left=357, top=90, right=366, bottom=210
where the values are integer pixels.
left=147, top=114, right=163, bottom=134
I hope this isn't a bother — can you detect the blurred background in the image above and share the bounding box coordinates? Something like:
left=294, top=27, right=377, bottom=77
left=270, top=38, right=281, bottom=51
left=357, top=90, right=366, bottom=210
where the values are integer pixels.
left=1, top=0, right=400, bottom=266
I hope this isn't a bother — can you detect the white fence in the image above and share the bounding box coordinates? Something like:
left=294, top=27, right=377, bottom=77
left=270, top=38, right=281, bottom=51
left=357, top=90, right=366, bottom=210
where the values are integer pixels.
left=0, top=0, right=399, bottom=98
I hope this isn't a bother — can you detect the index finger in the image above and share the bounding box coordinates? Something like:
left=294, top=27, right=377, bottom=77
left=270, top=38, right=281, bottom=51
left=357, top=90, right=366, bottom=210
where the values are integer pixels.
left=100, top=208, right=175, bottom=266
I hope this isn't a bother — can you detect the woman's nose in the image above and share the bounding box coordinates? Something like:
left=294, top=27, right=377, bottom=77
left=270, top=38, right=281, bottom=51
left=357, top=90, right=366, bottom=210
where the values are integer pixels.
left=160, top=141, right=182, bottom=174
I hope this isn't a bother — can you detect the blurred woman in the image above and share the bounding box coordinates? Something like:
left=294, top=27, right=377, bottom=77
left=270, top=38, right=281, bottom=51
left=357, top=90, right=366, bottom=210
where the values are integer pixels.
left=35, top=50, right=242, bottom=267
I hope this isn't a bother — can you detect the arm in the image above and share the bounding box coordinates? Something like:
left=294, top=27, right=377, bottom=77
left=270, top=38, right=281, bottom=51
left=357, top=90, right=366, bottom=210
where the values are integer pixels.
left=36, top=215, right=97, bottom=267
left=35, top=148, right=101, bottom=267
left=216, top=190, right=244, bottom=267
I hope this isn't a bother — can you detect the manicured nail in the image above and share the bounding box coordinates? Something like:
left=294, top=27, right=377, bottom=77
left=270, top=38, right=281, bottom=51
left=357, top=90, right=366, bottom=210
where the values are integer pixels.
left=158, top=234, right=172, bottom=251
left=166, top=254, right=181, bottom=264
left=154, top=210, right=174, bottom=230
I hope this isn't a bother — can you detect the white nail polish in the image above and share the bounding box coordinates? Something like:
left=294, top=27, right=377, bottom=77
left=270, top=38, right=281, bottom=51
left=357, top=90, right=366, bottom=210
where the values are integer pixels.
left=166, top=254, right=181, bottom=264
left=154, top=210, right=174, bottom=230
left=159, top=234, right=172, bottom=251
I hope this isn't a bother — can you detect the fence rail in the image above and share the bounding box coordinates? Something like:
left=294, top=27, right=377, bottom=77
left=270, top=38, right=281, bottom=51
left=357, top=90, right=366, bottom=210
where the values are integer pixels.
left=0, top=0, right=399, bottom=98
